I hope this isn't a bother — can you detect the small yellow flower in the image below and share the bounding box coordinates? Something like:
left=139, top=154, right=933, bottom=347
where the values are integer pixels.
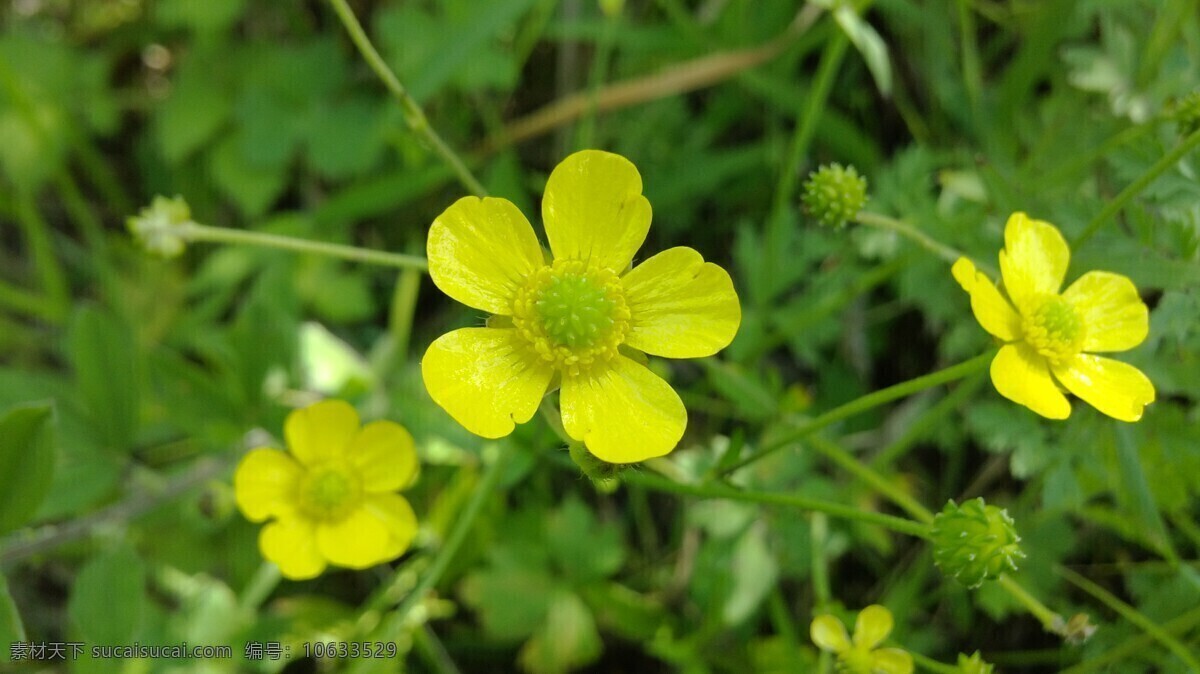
left=421, top=150, right=741, bottom=463
left=953, top=212, right=1154, bottom=421
left=811, top=605, right=914, bottom=674
left=234, top=400, right=419, bottom=580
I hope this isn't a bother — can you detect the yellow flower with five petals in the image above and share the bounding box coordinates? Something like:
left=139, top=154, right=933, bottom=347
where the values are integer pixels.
left=422, top=150, right=741, bottom=464
left=811, top=605, right=914, bottom=674
left=234, top=400, right=419, bottom=580
left=953, top=212, right=1154, bottom=421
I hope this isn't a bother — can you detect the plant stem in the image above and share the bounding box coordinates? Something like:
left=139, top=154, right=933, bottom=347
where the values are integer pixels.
left=1057, top=565, right=1200, bottom=670
left=807, top=436, right=933, bottom=522
left=910, top=651, right=962, bottom=674
left=1073, top=126, right=1200, bottom=247
left=179, top=223, right=428, bottom=272
left=15, top=195, right=70, bottom=319
left=854, top=211, right=982, bottom=271
left=717, top=351, right=994, bottom=476
left=359, top=448, right=506, bottom=655
left=575, top=9, right=620, bottom=149
left=871, top=373, right=985, bottom=469
left=625, top=470, right=931, bottom=539
left=1059, top=604, right=1200, bottom=674
left=997, top=574, right=1063, bottom=634
left=238, top=562, right=282, bottom=613
left=326, top=0, right=487, bottom=198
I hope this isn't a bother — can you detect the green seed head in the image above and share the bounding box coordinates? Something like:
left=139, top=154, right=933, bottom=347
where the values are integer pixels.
left=127, top=195, right=193, bottom=258
left=568, top=441, right=623, bottom=493
left=1023, top=295, right=1085, bottom=363
left=801, top=163, right=869, bottom=228
left=536, top=272, right=617, bottom=349
left=931, top=498, right=1026, bottom=589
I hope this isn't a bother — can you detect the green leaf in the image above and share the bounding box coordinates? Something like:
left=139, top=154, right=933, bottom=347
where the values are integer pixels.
left=833, top=5, right=892, bottom=95
left=208, top=135, right=288, bottom=217
left=545, top=497, right=625, bottom=583
left=154, top=57, right=232, bottom=164
left=517, top=590, right=602, bottom=674
left=158, top=0, right=246, bottom=33
left=459, top=567, right=558, bottom=641
left=67, top=305, right=139, bottom=451
left=0, top=573, right=26, bottom=651
left=723, top=523, right=778, bottom=625
left=0, top=403, right=56, bottom=535
left=68, top=546, right=146, bottom=644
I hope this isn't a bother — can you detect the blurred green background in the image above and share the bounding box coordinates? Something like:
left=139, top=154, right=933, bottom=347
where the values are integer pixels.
left=1, top=0, right=1199, bottom=672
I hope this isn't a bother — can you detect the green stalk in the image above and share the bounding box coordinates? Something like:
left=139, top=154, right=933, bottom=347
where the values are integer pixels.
left=717, top=351, right=994, bottom=476
left=1074, top=126, right=1200, bottom=247
left=576, top=9, right=620, bottom=149
left=625, top=470, right=931, bottom=539
left=238, top=562, right=282, bottom=613
left=350, top=448, right=506, bottom=668
left=807, top=436, right=933, bottom=522
left=1057, top=566, right=1200, bottom=670
left=179, top=223, right=428, bottom=271
left=854, top=211, right=987, bottom=273
left=997, top=574, right=1063, bottom=634
left=1059, top=604, right=1200, bottom=674
left=870, top=373, right=985, bottom=469
left=910, top=651, right=961, bottom=674
left=14, top=196, right=70, bottom=319
left=326, top=0, right=487, bottom=198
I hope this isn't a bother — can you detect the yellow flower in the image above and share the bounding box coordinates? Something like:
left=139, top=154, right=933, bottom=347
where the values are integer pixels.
left=953, top=212, right=1154, bottom=421
left=234, top=400, right=420, bottom=580
left=811, top=605, right=914, bottom=674
left=421, top=150, right=741, bottom=463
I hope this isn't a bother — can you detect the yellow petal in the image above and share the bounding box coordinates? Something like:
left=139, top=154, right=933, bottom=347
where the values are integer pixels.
left=1051, top=354, right=1155, bottom=422
left=421, top=328, right=554, bottom=438
left=620, top=247, right=741, bottom=358
left=542, top=150, right=652, bottom=272
left=428, top=196, right=546, bottom=315
left=990, top=343, right=1071, bottom=419
left=234, top=448, right=301, bottom=522
left=346, top=420, right=419, bottom=493
left=998, top=212, right=1070, bottom=314
left=871, top=648, right=914, bottom=674
left=1061, top=271, right=1148, bottom=352
left=284, top=399, right=360, bottom=466
left=316, top=507, right=393, bottom=569
left=951, top=257, right=1021, bottom=341
left=559, top=356, right=686, bottom=463
left=259, top=518, right=326, bottom=580
left=363, top=493, right=419, bottom=561
left=810, top=614, right=851, bottom=653
left=853, top=605, right=894, bottom=650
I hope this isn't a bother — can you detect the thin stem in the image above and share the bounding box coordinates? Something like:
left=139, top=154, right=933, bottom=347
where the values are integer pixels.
left=238, top=562, right=282, bottom=613
left=413, top=625, right=464, bottom=674
left=717, top=352, right=994, bottom=476
left=807, top=436, right=933, bottom=523
left=1073, top=126, right=1200, bottom=247
left=624, top=470, right=931, bottom=539
left=910, top=651, right=961, bottom=674
left=575, top=10, right=620, bottom=149
left=771, top=27, right=850, bottom=224
left=871, top=373, right=985, bottom=469
left=997, top=574, right=1063, bottom=634
left=810, top=513, right=832, bottom=610
left=359, top=448, right=506, bottom=655
left=1057, top=565, right=1200, bottom=670
left=854, top=211, right=977, bottom=270
left=1059, top=604, right=1200, bottom=674
left=180, top=223, right=428, bottom=272
left=15, top=195, right=70, bottom=318
left=326, top=0, right=487, bottom=198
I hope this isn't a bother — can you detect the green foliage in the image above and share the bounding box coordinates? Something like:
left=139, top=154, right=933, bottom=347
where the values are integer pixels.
left=0, top=403, right=56, bottom=535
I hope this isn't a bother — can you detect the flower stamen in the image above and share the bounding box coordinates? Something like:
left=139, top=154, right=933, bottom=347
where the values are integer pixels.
left=297, top=464, right=362, bottom=521
left=512, top=259, right=630, bottom=376
left=1022, top=295, right=1085, bottom=363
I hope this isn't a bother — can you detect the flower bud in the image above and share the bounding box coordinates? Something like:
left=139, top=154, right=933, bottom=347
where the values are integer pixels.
left=931, top=498, right=1025, bottom=588
left=801, top=163, right=868, bottom=228
left=127, top=195, right=194, bottom=258
left=956, top=651, right=994, bottom=674
left=568, top=441, right=622, bottom=493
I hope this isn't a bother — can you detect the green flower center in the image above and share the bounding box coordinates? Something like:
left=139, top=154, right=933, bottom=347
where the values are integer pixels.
left=513, top=260, right=630, bottom=375
left=1023, top=295, right=1084, bottom=363
left=297, top=464, right=362, bottom=521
